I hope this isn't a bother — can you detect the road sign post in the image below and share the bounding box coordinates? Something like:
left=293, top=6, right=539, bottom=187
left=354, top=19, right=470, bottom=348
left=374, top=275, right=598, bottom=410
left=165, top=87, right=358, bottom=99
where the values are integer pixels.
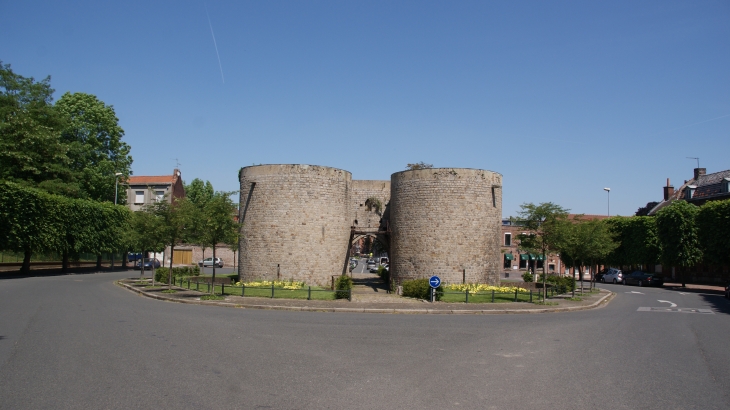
left=429, top=276, right=441, bottom=303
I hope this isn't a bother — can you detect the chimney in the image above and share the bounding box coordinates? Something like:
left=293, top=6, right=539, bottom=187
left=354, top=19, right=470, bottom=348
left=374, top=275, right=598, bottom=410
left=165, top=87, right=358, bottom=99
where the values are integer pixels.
left=694, top=168, right=706, bottom=181
left=663, top=178, right=674, bottom=201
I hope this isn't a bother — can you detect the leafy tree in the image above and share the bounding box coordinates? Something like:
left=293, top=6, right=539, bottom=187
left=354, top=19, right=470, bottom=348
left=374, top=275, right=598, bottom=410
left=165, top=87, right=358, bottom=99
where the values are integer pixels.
left=184, top=178, right=214, bottom=208
left=556, top=218, right=617, bottom=293
left=655, top=201, right=702, bottom=287
left=55, top=92, right=132, bottom=202
left=199, top=191, right=239, bottom=291
left=605, top=216, right=660, bottom=269
left=696, top=199, right=730, bottom=267
left=516, top=202, right=569, bottom=300
left=0, top=62, right=75, bottom=196
left=125, top=210, right=165, bottom=280
left=406, top=162, right=433, bottom=170
left=146, top=196, right=193, bottom=289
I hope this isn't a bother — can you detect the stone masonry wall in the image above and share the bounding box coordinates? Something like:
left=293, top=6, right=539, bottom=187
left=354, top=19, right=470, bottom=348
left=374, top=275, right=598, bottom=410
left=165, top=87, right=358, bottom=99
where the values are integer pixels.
left=389, top=168, right=502, bottom=285
left=238, top=165, right=351, bottom=287
left=350, top=180, right=391, bottom=229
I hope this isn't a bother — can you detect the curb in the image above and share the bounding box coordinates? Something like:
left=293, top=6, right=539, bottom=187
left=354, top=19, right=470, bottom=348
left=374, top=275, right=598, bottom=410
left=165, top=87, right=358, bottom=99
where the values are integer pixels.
left=117, top=281, right=615, bottom=315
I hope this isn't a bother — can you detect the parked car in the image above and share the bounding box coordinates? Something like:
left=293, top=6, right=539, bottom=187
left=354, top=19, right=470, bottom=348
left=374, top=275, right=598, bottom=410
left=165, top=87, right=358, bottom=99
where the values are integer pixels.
left=725, top=283, right=730, bottom=299
left=127, top=253, right=143, bottom=262
left=379, top=257, right=389, bottom=265
left=135, top=258, right=161, bottom=270
left=367, top=261, right=377, bottom=272
left=601, top=268, right=623, bottom=284
left=623, top=271, right=663, bottom=287
left=199, top=257, right=223, bottom=268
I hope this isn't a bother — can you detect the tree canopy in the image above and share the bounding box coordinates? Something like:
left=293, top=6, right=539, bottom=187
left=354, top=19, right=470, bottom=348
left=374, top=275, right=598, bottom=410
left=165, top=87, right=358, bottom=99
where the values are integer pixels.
left=55, top=92, right=132, bottom=202
left=696, top=199, right=730, bottom=266
left=655, top=200, right=701, bottom=287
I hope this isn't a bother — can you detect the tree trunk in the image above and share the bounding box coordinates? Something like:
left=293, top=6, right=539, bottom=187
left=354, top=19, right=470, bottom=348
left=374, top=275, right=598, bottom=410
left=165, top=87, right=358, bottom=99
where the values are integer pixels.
left=679, top=266, right=686, bottom=287
left=96, top=254, right=102, bottom=270
left=168, top=245, right=174, bottom=290
left=140, top=250, right=145, bottom=280
left=211, top=245, right=216, bottom=294
left=578, top=265, right=584, bottom=294
left=62, top=250, right=69, bottom=273
left=122, top=252, right=128, bottom=269
left=21, top=248, right=32, bottom=274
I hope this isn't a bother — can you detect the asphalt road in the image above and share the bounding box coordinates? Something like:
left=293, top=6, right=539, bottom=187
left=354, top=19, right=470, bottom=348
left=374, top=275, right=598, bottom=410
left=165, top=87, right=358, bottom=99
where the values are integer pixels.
left=1, top=271, right=729, bottom=409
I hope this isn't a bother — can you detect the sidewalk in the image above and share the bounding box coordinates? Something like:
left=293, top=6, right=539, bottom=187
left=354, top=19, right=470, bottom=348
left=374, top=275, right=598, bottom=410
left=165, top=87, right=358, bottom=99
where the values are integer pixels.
left=662, top=282, right=726, bottom=295
left=117, top=278, right=615, bottom=315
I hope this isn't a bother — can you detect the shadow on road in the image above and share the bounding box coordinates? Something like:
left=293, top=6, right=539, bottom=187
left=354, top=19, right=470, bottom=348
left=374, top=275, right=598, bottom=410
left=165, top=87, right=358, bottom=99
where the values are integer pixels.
left=699, top=294, right=730, bottom=315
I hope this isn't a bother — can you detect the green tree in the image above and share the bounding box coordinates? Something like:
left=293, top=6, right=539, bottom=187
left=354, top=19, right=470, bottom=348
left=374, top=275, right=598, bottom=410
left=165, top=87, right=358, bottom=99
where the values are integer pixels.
left=184, top=178, right=214, bottom=208
left=147, top=196, right=193, bottom=289
left=696, top=199, right=730, bottom=267
left=125, top=210, right=165, bottom=280
left=0, top=62, right=76, bottom=196
left=556, top=218, right=617, bottom=293
left=55, top=92, right=132, bottom=202
left=655, top=201, right=702, bottom=287
left=199, top=191, right=239, bottom=291
left=516, top=202, right=569, bottom=300
left=605, top=216, right=660, bottom=270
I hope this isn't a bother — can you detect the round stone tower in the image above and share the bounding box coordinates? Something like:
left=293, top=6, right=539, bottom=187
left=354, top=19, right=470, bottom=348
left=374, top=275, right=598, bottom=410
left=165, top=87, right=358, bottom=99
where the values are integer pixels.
left=238, top=164, right=351, bottom=287
left=389, top=168, right=502, bottom=285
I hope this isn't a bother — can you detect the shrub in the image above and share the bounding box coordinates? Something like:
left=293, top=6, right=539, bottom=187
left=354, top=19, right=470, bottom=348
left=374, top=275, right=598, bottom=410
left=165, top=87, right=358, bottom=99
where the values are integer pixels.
left=522, top=272, right=534, bottom=282
left=377, top=265, right=390, bottom=284
left=545, top=275, right=575, bottom=292
left=227, top=274, right=239, bottom=283
left=334, top=275, right=353, bottom=299
left=401, top=278, right=442, bottom=301
left=154, top=266, right=197, bottom=283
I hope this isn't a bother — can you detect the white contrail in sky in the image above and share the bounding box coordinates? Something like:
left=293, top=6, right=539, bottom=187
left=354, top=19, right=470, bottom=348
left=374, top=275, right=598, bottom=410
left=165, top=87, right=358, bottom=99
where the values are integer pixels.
left=205, top=2, right=224, bottom=84
left=649, top=113, right=730, bottom=137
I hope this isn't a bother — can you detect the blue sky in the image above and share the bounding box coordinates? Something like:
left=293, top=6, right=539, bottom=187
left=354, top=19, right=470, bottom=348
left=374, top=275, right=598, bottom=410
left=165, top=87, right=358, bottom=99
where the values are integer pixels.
left=2, top=0, right=728, bottom=217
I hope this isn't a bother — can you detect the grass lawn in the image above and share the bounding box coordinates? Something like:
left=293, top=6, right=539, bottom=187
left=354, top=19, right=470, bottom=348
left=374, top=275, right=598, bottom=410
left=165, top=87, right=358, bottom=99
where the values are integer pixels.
left=176, top=281, right=339, bottom=301
left=439, top=291, right=539, bottom=303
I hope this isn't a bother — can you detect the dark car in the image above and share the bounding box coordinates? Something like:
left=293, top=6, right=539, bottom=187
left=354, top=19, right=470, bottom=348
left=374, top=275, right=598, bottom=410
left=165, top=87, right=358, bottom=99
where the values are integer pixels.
left=623, top=271, right=663, bottom=287
left=135, top=258, right=161, bottom=270
left=725, top=283, right=730, bottom=299
left=128, top=252, right=143, bottom=262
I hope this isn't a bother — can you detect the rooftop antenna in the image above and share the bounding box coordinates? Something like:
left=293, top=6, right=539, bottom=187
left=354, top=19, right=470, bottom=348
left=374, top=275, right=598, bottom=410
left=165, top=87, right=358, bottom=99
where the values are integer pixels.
left=173, top=158, right=182, bottom=169
left=686, top=157, right=699, bottom=168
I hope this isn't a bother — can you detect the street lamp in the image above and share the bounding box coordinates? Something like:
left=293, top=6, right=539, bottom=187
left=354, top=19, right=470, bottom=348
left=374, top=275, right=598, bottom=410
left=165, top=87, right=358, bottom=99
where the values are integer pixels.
left=112, top=173, right=123, bottom=270
left=603, top=187, right=611, bottom=217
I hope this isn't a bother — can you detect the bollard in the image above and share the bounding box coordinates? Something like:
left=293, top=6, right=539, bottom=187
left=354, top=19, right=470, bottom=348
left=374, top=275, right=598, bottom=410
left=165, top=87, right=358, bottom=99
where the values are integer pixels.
left=465, top=290, right=469, bottom=303
left=271, top=284, right=275, bottom=298
left=514, top=289, right=518, bottom=302
left=221, top=283, right=225, bottom=295
left=348, top=288, right=352, bottom=302
left=242, top=284, right=245, bottom=297
left=308, top=286, right=311, bottom=300
left=491, top=290, right=495, bottom=303
left=196, top=281, right=199, bottom=291
left=530, top=289, right=533, bottom=303
left=207, top=282, right=210, bottom=293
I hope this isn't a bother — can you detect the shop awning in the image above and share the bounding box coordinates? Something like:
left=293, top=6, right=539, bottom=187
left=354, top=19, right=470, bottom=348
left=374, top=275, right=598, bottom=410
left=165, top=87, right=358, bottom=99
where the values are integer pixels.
left=504, top=253, right=513, bottom=261
left=520, top=254, right=529, bottom=261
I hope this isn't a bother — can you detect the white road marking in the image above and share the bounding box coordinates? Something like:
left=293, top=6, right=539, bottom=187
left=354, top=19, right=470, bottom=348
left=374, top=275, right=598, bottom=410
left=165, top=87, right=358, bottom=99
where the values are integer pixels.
left=657, top=300, right=677, bottom=307
left=625, top=291, right=645, bottom=294
left=679, top=292, right=690, bottom=295
left=638, top=307, right=714, bottom=314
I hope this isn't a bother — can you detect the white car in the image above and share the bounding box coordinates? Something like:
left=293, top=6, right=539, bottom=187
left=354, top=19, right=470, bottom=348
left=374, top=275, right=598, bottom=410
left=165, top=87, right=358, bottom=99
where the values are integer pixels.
left=602, top=268, right=623, bottom=284
left=199, top=257, right=223, bottom=268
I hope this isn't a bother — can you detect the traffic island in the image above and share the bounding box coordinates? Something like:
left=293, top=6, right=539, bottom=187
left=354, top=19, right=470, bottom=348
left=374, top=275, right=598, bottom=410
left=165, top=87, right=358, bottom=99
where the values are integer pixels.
left=116, top=278, right=614, bottom=314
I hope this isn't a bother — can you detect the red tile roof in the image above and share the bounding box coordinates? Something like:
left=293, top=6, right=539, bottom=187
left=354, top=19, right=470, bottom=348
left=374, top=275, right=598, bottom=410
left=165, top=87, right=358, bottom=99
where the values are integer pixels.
left=127, top=175, right=175, bottom=184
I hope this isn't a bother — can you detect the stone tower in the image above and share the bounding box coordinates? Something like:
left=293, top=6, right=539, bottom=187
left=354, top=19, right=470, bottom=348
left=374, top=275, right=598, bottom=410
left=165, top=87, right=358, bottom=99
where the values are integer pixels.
left=389, top=168, right=502, bottom=285
left=238, top=164, right=351, bottom=287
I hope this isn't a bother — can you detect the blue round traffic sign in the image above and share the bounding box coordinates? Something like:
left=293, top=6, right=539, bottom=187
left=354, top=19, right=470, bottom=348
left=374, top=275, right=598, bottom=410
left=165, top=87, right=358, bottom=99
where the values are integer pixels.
left=429, top=275, right=441, bottom=288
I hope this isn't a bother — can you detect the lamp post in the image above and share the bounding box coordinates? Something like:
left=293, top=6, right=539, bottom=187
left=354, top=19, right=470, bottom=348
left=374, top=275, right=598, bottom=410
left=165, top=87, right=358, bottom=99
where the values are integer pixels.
left=603, top=187, right=611, bottom=217
left=112, top=173, right=123, bottom=270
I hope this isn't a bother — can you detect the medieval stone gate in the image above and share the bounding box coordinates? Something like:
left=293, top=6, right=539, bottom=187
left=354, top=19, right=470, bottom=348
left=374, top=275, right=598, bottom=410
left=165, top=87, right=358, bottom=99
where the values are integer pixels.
left=238, top=164, right=502, bottom=288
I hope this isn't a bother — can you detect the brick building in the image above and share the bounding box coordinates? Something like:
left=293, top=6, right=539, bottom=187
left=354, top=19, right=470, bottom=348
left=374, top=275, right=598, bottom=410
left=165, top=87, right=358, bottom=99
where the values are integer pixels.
left=124, top=168, right=185, bottom=212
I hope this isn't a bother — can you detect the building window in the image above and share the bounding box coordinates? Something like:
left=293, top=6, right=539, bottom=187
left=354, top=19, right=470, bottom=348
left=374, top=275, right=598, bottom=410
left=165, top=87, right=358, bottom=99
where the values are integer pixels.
left=504, top=233, right=512, bottom=246
left=549, top=263, right=555, bottom=272
left=135, top=191, right=144, bottom=204
left=503, top=253, right=513, bottom=269
left=519, top=255, right=527, bottom=269
left=155, top=191, right=165, bottom=202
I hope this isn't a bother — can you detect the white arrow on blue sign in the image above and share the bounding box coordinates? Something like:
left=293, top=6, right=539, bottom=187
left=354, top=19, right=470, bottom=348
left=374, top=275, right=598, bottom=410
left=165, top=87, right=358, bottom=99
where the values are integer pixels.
left=429, top=276, right=441, bottom=288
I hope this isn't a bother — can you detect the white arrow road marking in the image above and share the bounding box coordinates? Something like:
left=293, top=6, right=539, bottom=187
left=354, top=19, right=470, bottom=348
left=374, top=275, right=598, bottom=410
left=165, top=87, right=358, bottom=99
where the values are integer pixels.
left=679, top=292, right=690, bottom=295
left=658, top=300, right=677, bottom=307
left=625, top=291, right=645, bottom=294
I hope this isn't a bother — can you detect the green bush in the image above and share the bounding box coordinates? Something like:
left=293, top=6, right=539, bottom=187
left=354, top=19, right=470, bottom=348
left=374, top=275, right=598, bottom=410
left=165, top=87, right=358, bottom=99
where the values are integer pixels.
left=154, top=266, right=199, bottom=283
left=377, top=265, right=390, bottom=284
left=334, top=275, right=353, bottom=299
left=545, top=275, right=575, bottom=292
left=401, top=278, right=442, bottom=301
left=522, top=272, right=534, bottom=282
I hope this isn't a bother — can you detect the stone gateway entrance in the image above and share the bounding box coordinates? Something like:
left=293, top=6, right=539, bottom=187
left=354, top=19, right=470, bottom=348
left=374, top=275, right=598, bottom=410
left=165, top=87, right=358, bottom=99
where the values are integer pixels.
left=238, top=165, right=502, bottom=288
